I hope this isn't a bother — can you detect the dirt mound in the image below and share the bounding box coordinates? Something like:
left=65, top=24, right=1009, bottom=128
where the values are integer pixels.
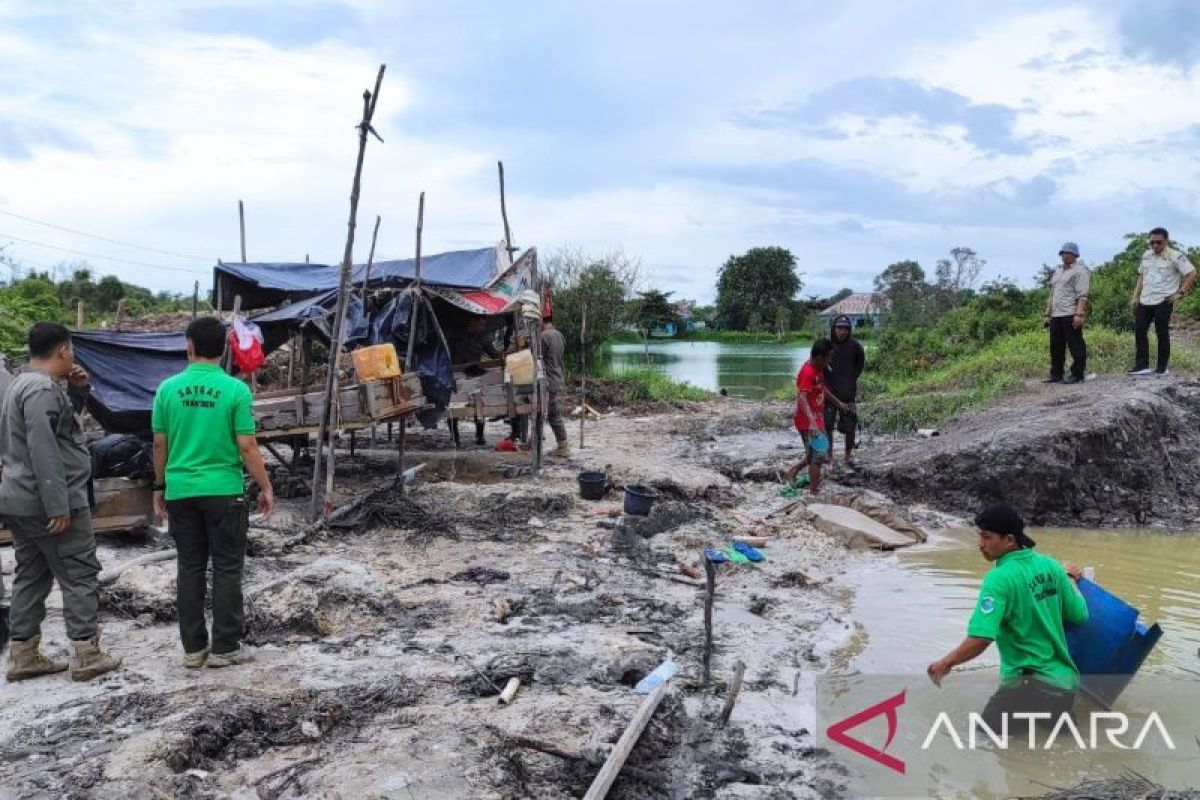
left=848, top=377, right=1200, bottom=527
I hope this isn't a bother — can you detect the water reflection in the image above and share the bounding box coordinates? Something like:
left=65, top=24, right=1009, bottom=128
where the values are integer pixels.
left=605, top=340, right=809, bottom=398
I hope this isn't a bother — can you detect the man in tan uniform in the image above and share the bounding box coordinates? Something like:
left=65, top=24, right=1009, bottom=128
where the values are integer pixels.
left=1044, top=242, right=1090, bottom=385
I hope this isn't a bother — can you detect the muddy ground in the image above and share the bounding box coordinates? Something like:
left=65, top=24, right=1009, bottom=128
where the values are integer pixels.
left=846, top=375, right=1200, bottom=528
left=0, top=399, right=876, bottom=800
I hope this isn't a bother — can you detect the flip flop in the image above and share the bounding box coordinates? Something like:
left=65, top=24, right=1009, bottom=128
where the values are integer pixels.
left=704, top=547, right=728, bottom=564
left=732, top=541, right=765, bottom=563
left=723, top=547, right=751, bottom=565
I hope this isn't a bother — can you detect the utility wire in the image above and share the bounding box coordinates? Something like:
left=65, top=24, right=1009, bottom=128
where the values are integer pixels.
left=0, top=232, right=212, bottom=275
left=0, top=208, right=213, bottom=262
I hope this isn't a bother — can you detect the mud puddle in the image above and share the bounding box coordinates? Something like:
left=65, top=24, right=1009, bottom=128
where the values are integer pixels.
left=832, top=527, right=1200, bottom=798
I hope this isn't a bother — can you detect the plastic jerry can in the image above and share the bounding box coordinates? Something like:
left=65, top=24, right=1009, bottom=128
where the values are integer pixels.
left=352, top=343, right=402, bottom=382
left=505, top=349, right=535, bottom=385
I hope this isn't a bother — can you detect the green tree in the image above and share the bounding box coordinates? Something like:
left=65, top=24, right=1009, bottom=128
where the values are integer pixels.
left=874, top=259, right=933, bottom=328
left=95, top=275, right=126, bottom=312
left=632, top=289, right=679, bottom=339
left=934, top=246, right=985, bottom=310
left=544, top=247, right=640, bottom=370
left=715, top=246, right=802, bottom=331
left=0, top=276, right=63, bottom=356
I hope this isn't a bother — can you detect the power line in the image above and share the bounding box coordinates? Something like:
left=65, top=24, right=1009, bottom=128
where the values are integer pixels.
left=0, top=208, right=213, bottom=262
left=0, top=232, right=212, bottom=275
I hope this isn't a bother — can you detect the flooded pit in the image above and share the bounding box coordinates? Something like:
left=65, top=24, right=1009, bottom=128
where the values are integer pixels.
left=829, top=528, right=1200, bottom=798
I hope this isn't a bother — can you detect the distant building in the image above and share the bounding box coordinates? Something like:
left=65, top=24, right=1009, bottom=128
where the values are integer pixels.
left=819, top=293, right=888, bottom=328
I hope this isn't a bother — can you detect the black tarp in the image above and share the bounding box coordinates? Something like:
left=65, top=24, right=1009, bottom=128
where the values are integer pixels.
left=72, top=331, right=187, bottom=435
left=215, top=245, right=503, bottom=309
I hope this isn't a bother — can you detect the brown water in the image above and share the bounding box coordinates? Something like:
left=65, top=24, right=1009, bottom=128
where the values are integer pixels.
left=831, top=527, right=1200, bottom=797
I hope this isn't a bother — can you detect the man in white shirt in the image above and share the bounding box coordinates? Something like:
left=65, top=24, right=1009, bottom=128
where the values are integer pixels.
left=1129, top=227, right=1197, bottom=376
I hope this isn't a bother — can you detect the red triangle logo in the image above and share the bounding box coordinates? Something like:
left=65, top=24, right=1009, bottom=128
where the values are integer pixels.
left=826, top=689, right=906, bottom=774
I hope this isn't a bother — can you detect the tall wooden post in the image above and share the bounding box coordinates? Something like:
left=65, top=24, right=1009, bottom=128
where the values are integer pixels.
left=310, top=64, right=387, bottom=521
left=360, top=214, right=382, bottom=298
left=238, top=200, right=247, bottom=262
left=114, top=299, right=126, bottom=330
left=498, top=161, right=517, bottom=261
left=192, top=281, right=199, bottom=319
left=76, top=301, right=84, bottom=330
left=398, top=193, right=424, bottom=496
left=579, top=301, right=587, bottom=449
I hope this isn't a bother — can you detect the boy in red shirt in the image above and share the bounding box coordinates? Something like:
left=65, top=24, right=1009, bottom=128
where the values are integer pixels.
left=789, top=338, right=847, bottom=492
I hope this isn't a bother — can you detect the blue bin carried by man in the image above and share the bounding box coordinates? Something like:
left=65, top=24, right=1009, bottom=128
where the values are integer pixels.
left=1065, top=578, right=1163, bottom=708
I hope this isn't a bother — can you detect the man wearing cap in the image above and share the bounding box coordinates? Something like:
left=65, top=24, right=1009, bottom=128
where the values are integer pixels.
left=826, top=315, right=865, bottom=467
left=1129, top=227, right=1197, bottom=376
left=1044, top=243, right=1090, bottom=385
left=927, top=503, right=1089, bottom=733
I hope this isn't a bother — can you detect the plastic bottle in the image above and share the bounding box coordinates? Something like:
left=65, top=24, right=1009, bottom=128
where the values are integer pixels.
left=1083, top=566, right=1095, bottom=582
left=634, top=658, right=678, bottom=694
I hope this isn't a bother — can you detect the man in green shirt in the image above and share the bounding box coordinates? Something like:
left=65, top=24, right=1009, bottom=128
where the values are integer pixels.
left=927, top=504, right=1089, bottom=733
left=152, top=317, right=273, bottom=669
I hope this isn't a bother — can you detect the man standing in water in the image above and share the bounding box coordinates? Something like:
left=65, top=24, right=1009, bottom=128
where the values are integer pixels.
left=1130, top=227, right=1196, bottom=376
left=1044, top=242, right=1090, bottom=385
left=927, top=504, right=1088, bottom=733
left=826, top=315, right=865, bottom=469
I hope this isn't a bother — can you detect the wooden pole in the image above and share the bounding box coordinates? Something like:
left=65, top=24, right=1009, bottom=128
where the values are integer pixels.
left=310, top=63, right=387, bottom=521
left=579, top=301, right=587, bottom=449
left=531, top=261, right=545, bottom=475
left=498, top=160, right=516, bottom=260
left=238, top=199, right=247, bottom=262
left=114, top=298, right=126, bottom=330
left=360, top=214, right=381, bottom=298
left=582, top=681, right=670, bottom=800
left=398, top=192, right=424, bottom=496
left=76, top=301, right=84, bottom=330
left=192, top=281, right=199, bottom=319
left=221, top=295, right=242, bottom=373
left=703, top=552, right=716, bottom=685
left=718, top=660, right=746, bottom=727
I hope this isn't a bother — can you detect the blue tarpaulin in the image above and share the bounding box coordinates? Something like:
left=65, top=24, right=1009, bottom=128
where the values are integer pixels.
left=72, top=331, right=187, bottom=435
left=215, top=245, right=504, bottom=309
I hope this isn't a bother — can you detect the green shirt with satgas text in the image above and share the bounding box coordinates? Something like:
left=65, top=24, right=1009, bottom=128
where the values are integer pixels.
left=152, top=363, right=256, bottom=501
left=967, top=548, right=1089, bottom=691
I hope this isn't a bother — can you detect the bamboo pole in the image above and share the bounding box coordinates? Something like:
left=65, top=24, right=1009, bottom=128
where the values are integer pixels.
left=360, top=214, right=381, bottom=298
left=582, top=681, right=670, bottom=800
left=398, top=193, right=424, bottom=496
left=76, top=301, right=84, bottom=329
left=498, top=160, right=516, bottom=260
left=114, top=299, right=126, bottom=330
left=579, top=301, right=587, bottom=449
left=238, top=199, right=247, bottom=262
left=310, top=63, right=387, bottom=521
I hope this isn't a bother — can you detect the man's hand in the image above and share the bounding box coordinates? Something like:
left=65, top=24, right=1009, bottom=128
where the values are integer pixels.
left=927, top=659, right=952, bottom=687
left=836, top=399, right=850, bottom=413
left=153, top=491, right=167, bottom=525
left=67, top=365, right=89, bottom=389
left=1065, top=562, right=1084, bottom=582
left=1073, top=313, right=1085, bottom=330
left=257, top=488, right=275, bottom=519
left=46, top=514, right=71, bottom=534
left=1130, top=296, right=1140, bottom=311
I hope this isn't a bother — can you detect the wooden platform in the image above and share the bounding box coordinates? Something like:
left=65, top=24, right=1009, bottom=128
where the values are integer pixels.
left=448, top=369, right=535, bottom=420
left=0, top=477, right=154, bottom=543
left=253, top=374, right=425, bottom=441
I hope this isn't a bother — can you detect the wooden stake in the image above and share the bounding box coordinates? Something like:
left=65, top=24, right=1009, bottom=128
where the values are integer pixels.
left=582, top=681, right=669, bottom=800
left=221, top=295, right=242, bottom=373
left=238, top=199, right=247, bottom=262
left=76, top=300, right=84, bottom=329
left=718, top=660, right=746, bottom=727
left=498, top=160, right=516, bottom=260
left=398, top=192, right=424, bottom=496
left=192, top=280, right=199, bottom=319
left=703, top=552, right=716, bottom=685
left=360, top=214, right=381, bottom=298
left=114, top=299, right=126, bottom=330
left=579, top=301, right=587, bottom=449
left=310, top=63, right=387, bottom=521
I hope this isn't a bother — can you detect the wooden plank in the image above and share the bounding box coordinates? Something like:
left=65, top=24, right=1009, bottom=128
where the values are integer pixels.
left=582, top=681, right=670, bottom=800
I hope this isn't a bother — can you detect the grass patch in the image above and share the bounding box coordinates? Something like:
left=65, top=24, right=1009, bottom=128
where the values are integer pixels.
left=590, top=365, right=714, bottom=403
left=857, top=327, right=1200, bottom=432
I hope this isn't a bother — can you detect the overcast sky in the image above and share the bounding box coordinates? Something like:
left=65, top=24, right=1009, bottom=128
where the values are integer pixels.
left=2, top=1, right=1199, bottom=303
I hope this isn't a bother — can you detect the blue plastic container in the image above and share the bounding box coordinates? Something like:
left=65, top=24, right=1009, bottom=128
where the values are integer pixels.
left=1065, top=578, right=1163, bottom=708
left=623, top=485, right=657, bottom=516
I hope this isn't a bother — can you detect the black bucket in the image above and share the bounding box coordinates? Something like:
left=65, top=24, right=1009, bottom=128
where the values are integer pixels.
left=623, top=484, right=657, bottom=516
left=578, top=471, right=607, bottom=501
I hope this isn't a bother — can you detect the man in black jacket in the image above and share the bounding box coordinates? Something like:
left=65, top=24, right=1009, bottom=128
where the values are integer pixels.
left=825, top=315, right=865, bottom=469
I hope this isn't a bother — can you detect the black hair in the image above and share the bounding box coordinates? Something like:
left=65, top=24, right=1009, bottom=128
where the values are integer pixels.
left=28, top=322, right=72, bottom=359
left=1150, top=227, right=1169, bottom=240
left=186, top=316, right=227, bottom=359
left=811, top=338, right=834, bottom=359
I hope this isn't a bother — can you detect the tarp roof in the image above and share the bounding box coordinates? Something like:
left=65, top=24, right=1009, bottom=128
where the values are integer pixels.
left=215, top=244, right=507, bottom=309
left=72, top=331, right=187, bottom=435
